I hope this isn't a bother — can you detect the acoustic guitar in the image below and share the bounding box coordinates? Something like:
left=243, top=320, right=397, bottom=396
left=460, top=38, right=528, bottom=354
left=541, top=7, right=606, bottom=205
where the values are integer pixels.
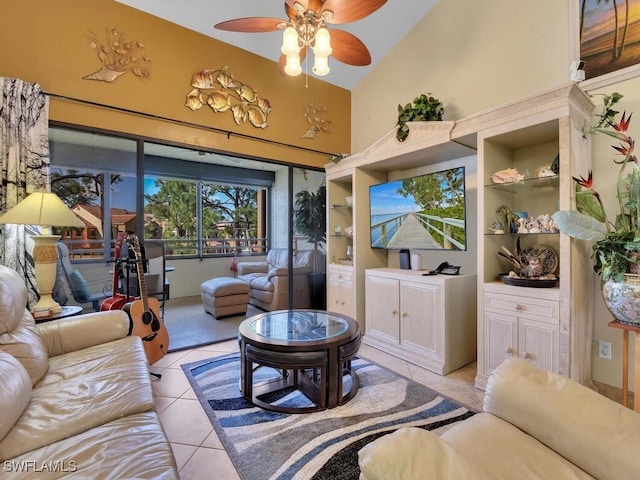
left=100, top=232, right=136, bottom=311
left=123, top=234, right=169, bottom=364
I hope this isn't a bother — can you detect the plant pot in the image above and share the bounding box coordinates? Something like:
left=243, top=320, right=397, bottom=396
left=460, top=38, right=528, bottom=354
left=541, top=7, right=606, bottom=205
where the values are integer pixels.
left=602, top=274, right=640, bottom=325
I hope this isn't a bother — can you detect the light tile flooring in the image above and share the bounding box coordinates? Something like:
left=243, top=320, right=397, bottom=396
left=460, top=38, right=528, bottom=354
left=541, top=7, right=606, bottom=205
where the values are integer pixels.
left=152, top=299, right=485, bottom=480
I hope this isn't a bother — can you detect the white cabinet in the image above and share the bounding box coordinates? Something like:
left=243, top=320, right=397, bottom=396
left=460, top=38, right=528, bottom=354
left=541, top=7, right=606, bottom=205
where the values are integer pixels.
left=327, top=264, right=354, bottom=318
left=483, top=286, right=559, bottom=374
left=365, top=268, right=476, bottom=375
left=475, top=84, right=594, bottom=390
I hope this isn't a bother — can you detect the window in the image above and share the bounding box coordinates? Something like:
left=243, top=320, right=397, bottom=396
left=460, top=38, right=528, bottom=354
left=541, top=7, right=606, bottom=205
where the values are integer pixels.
left=49, top=128, right=285, bottom=262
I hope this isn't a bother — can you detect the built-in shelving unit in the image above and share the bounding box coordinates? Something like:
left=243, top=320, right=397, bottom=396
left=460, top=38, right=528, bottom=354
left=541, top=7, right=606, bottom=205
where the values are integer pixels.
left=326, top=83, right=596, bottom=387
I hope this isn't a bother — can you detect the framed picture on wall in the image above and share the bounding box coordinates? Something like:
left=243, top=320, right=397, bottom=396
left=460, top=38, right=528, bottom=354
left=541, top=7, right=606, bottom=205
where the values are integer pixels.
left=578, top=0, right=640, bottom=87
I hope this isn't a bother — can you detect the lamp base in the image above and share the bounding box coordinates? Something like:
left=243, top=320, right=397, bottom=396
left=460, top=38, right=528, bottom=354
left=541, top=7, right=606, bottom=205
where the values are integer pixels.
left=30, top=234, right=62, bottom=318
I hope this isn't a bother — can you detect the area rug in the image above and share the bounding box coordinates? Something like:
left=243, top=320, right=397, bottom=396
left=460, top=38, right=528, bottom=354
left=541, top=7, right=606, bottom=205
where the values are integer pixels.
left=181, top=353, right=476, bottom=480
left=165, top=302, right=261, bottom=352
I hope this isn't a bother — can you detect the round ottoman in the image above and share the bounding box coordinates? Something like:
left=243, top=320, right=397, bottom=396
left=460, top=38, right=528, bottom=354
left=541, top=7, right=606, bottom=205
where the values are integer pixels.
left=201, top=277, right=250, bottom=318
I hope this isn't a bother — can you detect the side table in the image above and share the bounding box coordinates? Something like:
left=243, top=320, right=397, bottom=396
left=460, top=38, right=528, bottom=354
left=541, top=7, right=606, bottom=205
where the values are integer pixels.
left=607, top=320, right=640, bottom=412
left=35, top=305, right=83, bottom=323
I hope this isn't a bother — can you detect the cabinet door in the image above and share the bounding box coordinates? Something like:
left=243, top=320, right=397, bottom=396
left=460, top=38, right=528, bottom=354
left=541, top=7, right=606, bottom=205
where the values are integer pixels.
left=400, top=281, right=439, bottom=355
left=484, top=310, right=519, bottom=375
left=519, top=318, right=559, bottom=373
left=366, top=275, right=399, bottom=341
left=327, top=274, right=343, bottom=313
left=340, top=278, right=354, bottom=317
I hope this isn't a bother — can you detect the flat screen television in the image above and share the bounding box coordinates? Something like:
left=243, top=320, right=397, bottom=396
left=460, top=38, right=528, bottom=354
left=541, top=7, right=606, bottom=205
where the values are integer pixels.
left=369, top=166, right=466, bottom=251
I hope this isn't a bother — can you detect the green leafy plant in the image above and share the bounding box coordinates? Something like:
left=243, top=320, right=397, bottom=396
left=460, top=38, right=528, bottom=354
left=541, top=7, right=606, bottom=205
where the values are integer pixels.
left=552, top=92, right=640, bottom=281
left=294, top=182, right=326, bottom=272
left=396, top=93, right=444, bottom=142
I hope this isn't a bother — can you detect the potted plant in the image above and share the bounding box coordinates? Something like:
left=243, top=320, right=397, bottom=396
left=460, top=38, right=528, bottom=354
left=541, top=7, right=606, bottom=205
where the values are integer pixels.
left=552, top=92, right=640, bottom=324
left=294, top=181, right=327, bottom=309
left=396, top=93, right=444, bottom=142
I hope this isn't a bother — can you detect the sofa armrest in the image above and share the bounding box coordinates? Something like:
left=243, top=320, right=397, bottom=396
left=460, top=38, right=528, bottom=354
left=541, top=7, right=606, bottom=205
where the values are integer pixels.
left=37, top=310, right=130, bottom=357
left=485, top=358, right=640, bottom=480
left=267, top=265, right=312, bottom=279
left=236, top=261, right=268, bottom=275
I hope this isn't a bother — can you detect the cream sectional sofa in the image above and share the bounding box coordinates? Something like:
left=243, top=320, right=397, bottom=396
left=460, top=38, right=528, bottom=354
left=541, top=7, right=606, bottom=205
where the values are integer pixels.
left=0, top=265, right=178, bottom=479
left=359, top=357, right=640, bottom=480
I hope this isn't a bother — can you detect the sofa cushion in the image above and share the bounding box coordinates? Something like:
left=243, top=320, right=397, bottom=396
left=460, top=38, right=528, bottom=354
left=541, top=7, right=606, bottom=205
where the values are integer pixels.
left=4, top=412, right=178, bottom=479
left=485, top=357, right=640, bottom=480
left=441, top=412, right=594, bottom=480
left=0, top=266, right=49, bottom=385
left=249, top=275, right=275, bottom=292
left=0, top=351, right=31, bottom=443
left=0, top=336, right=155, bottom=461
left=359, top=427, right=493, bottom=480
left=69, top=270, right=91, bottom=302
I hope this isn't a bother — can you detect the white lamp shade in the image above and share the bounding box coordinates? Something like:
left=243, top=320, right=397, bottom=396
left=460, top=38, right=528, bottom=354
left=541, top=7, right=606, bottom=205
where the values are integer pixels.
left=0, top=192, right=84, bottom=229
left=312, top=54, right=330, bottom=76
left=284, top=54, right=302, bottom=76
left=313, top=27, right=332, bottom=56
left=281, top=26, right=300, bottom=56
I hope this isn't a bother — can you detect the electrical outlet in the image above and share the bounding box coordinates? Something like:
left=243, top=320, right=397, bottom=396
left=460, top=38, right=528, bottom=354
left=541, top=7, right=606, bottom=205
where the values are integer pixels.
left=599, top=341, right=612, bottom=360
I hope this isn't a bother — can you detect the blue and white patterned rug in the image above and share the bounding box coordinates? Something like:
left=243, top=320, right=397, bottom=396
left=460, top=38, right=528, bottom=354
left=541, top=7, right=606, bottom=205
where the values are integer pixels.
left=181, top=353, right=476, bottom=480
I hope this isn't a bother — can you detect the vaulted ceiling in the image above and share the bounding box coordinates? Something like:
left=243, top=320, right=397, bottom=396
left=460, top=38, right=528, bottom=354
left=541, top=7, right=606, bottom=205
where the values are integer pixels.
left=115, top=0, right=439, bottom=90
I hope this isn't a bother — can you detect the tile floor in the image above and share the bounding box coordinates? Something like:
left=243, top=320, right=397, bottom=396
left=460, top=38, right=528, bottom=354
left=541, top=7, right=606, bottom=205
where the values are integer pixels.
left=153, top=298, right=485, bottom=480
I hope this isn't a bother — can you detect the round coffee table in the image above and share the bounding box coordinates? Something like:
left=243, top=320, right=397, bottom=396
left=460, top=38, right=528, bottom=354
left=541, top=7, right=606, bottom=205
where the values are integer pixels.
left=239, top=309, right=361, bottom=413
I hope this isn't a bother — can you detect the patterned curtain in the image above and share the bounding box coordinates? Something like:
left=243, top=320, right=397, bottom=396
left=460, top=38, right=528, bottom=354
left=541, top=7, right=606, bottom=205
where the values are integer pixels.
left=0, top=78, right=50, bottom=307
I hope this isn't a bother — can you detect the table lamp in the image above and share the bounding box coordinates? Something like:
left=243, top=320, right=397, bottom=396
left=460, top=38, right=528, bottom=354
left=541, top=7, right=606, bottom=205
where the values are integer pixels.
left=0, top=192, right=84, bottom=318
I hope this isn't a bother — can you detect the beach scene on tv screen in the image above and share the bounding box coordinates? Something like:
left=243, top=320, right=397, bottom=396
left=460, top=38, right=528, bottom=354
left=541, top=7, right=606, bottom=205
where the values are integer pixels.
left=369, top=167, right=466, bottom=250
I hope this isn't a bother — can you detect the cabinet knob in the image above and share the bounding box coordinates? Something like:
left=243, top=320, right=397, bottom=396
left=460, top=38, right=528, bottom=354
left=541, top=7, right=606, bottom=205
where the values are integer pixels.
left=392, top=309, right=398, bottom=315
left=402, top=312, right=409, bottom=317
left=515, top=304, right=525, bottom=311
left=505, top=347, right=515, bottom=356
left=523, top=352, right=534, bottom=360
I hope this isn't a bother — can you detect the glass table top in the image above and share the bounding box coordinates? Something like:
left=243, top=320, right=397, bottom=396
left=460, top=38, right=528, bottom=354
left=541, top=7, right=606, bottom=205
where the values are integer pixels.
left=249, top=311, right=349, bottom=342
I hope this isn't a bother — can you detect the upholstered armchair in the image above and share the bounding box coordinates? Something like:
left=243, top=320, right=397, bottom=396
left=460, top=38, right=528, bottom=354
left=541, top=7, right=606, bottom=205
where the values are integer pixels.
left=237, top=248, right=324, bottom=311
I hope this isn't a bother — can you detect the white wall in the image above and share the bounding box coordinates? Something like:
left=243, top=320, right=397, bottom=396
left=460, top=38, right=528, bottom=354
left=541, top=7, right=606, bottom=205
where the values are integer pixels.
left=352, top=0, right=640, bottom=390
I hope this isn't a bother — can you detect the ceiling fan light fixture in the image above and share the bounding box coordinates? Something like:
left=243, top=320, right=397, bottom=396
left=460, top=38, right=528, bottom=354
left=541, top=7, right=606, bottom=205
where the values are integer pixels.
left=313, top=26, right=332, bottom=57
left=312, top=54, right=330, bottom=76
left=281, top=26, right=300, bottom=56
left=284, top=54, right=302, bottom=76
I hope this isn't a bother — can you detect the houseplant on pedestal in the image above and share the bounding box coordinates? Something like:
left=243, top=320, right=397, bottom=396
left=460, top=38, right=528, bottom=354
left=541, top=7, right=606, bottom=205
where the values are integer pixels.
left=294, top=181, right=327, bottom=309
left=553, top=93, right=640, bottom=325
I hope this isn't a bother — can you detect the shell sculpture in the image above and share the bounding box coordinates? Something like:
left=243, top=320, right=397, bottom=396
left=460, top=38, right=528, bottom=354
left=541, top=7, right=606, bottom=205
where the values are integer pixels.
left=491, top=168, right=525, bottom=184
left=185, top=65, right=272, bottom=129
left=83, top=28, right=152, bottom=83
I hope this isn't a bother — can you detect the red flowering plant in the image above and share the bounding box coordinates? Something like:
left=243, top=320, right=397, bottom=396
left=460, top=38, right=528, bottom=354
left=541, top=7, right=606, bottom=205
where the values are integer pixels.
left=553, top=93, right=640, bottom=281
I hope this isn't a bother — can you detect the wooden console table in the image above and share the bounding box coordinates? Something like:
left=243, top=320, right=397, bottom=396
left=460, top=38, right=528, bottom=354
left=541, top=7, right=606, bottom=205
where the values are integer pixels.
left=608, top=320, right=640, bottom=412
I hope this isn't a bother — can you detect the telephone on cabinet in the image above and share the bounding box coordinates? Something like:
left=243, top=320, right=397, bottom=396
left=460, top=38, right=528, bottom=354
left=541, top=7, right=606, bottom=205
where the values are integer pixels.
left=423, top=261, right=460, bottom=276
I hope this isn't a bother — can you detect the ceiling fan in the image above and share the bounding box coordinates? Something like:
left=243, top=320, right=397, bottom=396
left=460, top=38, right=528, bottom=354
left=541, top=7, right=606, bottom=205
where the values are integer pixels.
left=214, top=0, right=387, bottom=77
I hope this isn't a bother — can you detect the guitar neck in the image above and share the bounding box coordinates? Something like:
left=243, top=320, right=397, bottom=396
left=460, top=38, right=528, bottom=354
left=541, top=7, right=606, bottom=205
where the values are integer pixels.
left=135, top=251, right=149, bottom=311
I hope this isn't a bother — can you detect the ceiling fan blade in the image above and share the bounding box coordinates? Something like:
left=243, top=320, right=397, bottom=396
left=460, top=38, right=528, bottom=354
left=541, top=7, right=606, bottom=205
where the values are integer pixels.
left=278, top=48, right=308, bottom=76
left=328, top=29, right=371, bottom=66
left=214, top=17, right=284, bottom=33
left=321, top=0, right=387, bottom=24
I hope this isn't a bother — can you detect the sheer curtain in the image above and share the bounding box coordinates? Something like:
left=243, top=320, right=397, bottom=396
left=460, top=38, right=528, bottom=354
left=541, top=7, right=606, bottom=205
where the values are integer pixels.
left=0, top=77, right=50, bottom=307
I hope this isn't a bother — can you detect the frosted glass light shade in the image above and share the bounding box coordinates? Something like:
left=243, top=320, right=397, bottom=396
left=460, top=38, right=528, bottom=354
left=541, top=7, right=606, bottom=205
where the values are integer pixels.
left=281, top=26, right=300, bottom=56
left=284, top=54, right=302, bottom=76
left=313, top=27, right=332, bottom=56
left=312, top=54, right=330, bottom=76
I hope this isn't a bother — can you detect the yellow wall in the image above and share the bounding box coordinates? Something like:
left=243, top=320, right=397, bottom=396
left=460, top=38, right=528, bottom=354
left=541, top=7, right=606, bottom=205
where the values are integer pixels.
left=0, top=0, right=350, bottom=168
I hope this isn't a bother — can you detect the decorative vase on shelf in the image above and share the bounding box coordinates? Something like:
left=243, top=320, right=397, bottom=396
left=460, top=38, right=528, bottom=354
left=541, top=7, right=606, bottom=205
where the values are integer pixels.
left=602, top=275, right=640, bottom=326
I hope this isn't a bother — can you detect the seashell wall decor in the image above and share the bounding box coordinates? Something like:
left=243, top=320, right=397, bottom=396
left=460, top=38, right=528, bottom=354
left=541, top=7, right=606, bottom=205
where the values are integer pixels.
left=300, top=103, right=332, bottom=139
left=83, top=28, right=152, bottom=82
left=185, top=65, right=272, bottom=129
